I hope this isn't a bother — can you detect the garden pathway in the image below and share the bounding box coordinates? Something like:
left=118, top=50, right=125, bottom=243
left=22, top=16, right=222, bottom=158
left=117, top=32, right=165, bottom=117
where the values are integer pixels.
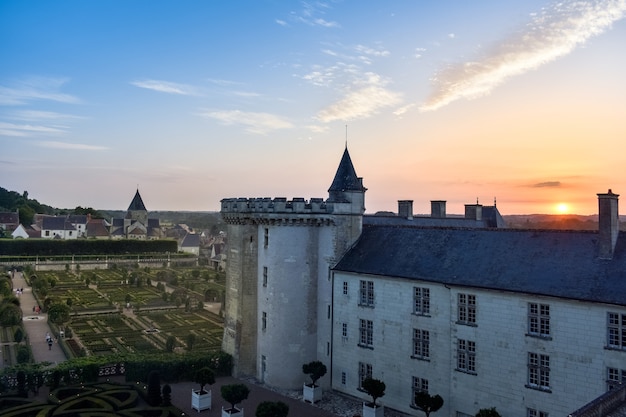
left=8, top=271, right=67, bottom=366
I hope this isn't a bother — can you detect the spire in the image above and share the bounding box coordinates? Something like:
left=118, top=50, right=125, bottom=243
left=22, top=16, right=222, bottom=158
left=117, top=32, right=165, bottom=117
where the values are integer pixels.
left=328, top=148, right=365, bottom=194
left=128, top=189, right=147, bottom=211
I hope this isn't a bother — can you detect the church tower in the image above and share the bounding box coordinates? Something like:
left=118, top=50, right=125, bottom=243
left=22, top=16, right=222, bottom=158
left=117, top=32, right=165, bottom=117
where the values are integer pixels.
left=220, top=148, right=365, bottom=389
left=126, top=189, right=148, bottom=225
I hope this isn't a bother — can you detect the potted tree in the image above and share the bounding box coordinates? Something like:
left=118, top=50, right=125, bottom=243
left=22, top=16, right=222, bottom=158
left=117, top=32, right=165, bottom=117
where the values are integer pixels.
left=361, top=377, right=385, bottom=417
left=191, top=367, right=215, bottom=412
left=302, top=360, right=327, bottom=403
left=221, top=383, right=250, bottom=417
left=414, top=392, right=444, bottom=417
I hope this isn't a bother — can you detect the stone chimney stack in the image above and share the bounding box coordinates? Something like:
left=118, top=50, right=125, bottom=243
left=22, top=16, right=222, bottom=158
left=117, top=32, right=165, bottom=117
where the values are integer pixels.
left=465, top=204, right=483, bottom=221
left=431, top=201, right=447, bottom=218
left=398, top=200, right=413, bottom=220
left=598, top=189, right=619, bottom=260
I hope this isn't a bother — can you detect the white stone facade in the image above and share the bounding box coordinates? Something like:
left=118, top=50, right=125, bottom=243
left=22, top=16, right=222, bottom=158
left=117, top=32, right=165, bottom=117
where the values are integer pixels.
left=331, top=271, right=626, bottom=416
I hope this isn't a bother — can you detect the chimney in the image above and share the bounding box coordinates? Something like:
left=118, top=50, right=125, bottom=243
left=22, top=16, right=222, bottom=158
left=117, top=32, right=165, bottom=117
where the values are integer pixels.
left=431, top=201, right=446, bottom=218
left=465, top=204, right=483, bottom=221
left=598, top=189, right=619, bottom=260
left=398, top=200, right=413, bottom=220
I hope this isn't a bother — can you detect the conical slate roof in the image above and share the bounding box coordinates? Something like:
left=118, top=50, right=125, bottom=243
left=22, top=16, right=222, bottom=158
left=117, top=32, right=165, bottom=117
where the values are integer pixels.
left=328, top=148, right=365, bottom=193
left=128, top=189, right=147, bottom=211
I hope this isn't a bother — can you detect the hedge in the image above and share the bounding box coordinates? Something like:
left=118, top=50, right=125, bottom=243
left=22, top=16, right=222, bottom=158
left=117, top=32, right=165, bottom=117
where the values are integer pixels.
left=0, top=239, right=178, bottom=257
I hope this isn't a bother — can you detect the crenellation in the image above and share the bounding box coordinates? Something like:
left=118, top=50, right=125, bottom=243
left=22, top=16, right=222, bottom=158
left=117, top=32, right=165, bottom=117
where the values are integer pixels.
left=221, top=196, right=332, bottom=215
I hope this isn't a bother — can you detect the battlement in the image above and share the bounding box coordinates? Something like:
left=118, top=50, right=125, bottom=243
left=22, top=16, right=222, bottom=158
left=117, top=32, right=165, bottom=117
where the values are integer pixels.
left=221, top=197, right=331, bottom=214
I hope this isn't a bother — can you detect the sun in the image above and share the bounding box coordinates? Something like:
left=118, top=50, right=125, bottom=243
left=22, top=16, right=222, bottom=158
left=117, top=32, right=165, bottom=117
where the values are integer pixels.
left=555, top=203, right=569, bottom=214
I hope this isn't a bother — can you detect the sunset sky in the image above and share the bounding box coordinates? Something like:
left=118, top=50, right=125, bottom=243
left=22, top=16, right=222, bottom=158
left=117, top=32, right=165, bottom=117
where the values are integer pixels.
left=1, top=1, right=625, bottom=215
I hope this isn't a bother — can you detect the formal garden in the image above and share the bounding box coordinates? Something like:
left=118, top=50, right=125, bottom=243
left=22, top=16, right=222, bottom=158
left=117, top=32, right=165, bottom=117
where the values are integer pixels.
left=25, top=264, right=226, bottom=358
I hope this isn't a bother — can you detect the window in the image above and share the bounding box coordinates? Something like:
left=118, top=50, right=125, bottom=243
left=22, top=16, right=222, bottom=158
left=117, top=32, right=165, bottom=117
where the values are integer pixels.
left=358, top=362, right=372, bottom=390
left=262, top=312, right=267, bottom=331
left=457, top=339, right=476, bottom=374
left=359, top=280, right=374, bottom=307
left=359, top=319, right=373, bottom=348
left=327, top=305, right=331, bottom=319
left=263, top=228, right=269, bottom=248
left=412, top=329, right=430, bottom=359
left=458, top=293, right=476, bottom=324
left=528, top=303, right=550, bottom=337
left=414, top=287, right=430, bottom=315
left=341, top=371, right=346, bottom=385
left=411, top=376, right=429, bottom=407
left=608, top=312, right=626, bottom=349
left=527, top=352, right=550, bottom=391
left=343, top=281, right=348, bottom=295
left=607, top=367, right=626, bottom=390
left=262, top=266, right=268, bottom=287
left=527, top=408, right=548, bottom=417
left=342, top=323, right=348, bottom=338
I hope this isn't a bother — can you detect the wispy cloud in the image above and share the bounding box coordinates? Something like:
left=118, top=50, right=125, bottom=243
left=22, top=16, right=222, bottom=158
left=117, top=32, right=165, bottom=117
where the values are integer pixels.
left=199, top=110, right=293, bottom=134
left=0, top=77, right=80, bottom=106
left=0, top=122, right=66, bottom=137
left=131, top=79, right=200, bottom=96
left=37, top=141, right=109, bottom=151
left=316, top=73, right=402, bottom=122
left=285, top=2, right=340, bottom=28
left=10, top=110, right=85, bottom=121
left=533, top=181, right=562, bottom=188
left=420, top=0, right=626, bottom=111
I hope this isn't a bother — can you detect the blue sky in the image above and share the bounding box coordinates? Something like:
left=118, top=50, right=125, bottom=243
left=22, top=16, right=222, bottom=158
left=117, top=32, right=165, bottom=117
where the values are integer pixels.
left=2, top=1, right=625, bottom=215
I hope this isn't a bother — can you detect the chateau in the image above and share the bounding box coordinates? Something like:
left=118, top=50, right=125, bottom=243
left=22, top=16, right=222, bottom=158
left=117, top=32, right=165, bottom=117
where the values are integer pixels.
left=220, top=148, right=626, bottom=417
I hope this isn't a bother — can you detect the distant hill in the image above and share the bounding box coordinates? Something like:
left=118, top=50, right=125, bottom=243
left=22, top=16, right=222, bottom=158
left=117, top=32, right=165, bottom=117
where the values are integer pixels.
left=503, top=214, right=626, bottom=231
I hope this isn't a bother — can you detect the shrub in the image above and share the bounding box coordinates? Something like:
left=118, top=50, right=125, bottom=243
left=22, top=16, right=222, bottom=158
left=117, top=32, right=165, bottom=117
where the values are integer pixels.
left=414, top=392, right=444, bottom=417
left=476, top=408, right=501, bottom=417
left=362, top=377, right=385, bottom=407
left=162, top=384, right=172, bottom=406
left=256, top=400, right=289, bottom=417
left=302, top=361, right=327, bottom=387
left=194, top=367, right=215, bottom=394
left=221, top=383, right=250, bottom=411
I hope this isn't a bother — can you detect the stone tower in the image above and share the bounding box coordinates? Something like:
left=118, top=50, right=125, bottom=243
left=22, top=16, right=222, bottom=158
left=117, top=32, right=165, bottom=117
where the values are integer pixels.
left=220, top=148, right=366, bottom=389
left=126, top=189, right=148, bottom=225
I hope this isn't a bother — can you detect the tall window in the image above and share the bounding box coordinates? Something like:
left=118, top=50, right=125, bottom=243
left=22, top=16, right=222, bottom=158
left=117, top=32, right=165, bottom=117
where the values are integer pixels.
left=608, top=312, right=626, bottom=349
left=528, top=303, right=550, bottom=337
left=343, top=281, right=348, bottom=295
left=458, top=293, right=476, bottom=324
left=607, top=367, right=626, bottom=391
left=527, top=352, right=550, bottom=390
left=262, top=266, right=268, bottom=287
left=261, top=312, right=267, bottom=331
left=359, top=319, right=373, bottom=348
left=414, top=287, right=430, bottom=315
left=411, top=376, right=429, bottom=407
left=412, top=329, right=430, bottom=359
left=263, top=228, right=269, bottom=248
left=527, top=408, right=548, bottom=417
left=359, top=280, right=375, bottom=307
left=341, top=371, right=346, bottom=385
left=358, top=362, right=372, bottom=390
left=457, top=339, right=476, bottom=374
left=342, top=323, right=348, bottom=338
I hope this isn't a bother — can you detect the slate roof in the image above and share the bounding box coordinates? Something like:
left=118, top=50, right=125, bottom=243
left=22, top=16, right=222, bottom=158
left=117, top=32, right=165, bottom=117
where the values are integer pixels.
left=128, top=189, right=147, bottom=211
left=181, top=233, right=201, bottom=247
left=333, top=225, right=626, bottom=307
left=41, top=216, right=76, bottom=231
left=0, top=212, right=19, bottom=226
left=328, top=148, right=366, bottom=201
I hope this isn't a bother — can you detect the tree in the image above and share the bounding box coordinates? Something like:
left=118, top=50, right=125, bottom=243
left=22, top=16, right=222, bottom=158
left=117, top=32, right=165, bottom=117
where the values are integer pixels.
left=146, top=370, right=162, bottom=406
left=255, top=401, right=289, bottom=417
left=194, top=367, right=215, bottom=394
left=47, top=303, right=70, bottom=326
left=0, top=303, right=22, bottom=326
left=162, top=384, right=172, bottom=406
left=362, top=377, right=385, bottom=407
left=221, top=383, right=250, bottom=412
left=476, top=408, right=501, bottom=417
left=186, top=333, right=196, bottom=351
left=165, top=335, right=176, bottom=352
left=302, top=361, right=327, bottom=387
left=14, top=326, right=24, bottom=343
left=414, top=392, right=444, bottom=417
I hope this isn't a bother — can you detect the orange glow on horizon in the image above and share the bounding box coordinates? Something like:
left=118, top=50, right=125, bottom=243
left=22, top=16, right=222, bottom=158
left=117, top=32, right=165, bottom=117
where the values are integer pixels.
left=555, top=203, right=570, bottom=214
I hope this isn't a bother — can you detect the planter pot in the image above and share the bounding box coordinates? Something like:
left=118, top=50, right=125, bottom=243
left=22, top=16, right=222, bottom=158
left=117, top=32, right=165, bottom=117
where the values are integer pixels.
left=303, top=383, right=322, bottom=403
left=191, top=389, right=211, bottom=412
left=221, top=406, right=244, bottom=417
left=363, top=402, right=384, bottom=417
